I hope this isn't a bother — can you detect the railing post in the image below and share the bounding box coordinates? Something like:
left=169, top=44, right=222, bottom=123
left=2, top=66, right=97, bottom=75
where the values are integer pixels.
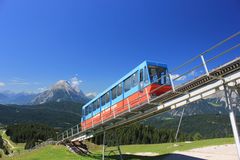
left=101, top=112, right=104, bottom=124
left=76, top=125, right=79, bottom=133
left=113, top=106, right=116, bottom=118
left=127, top=98, right=131, bottom=112
left=169, top=73, right=175, bottom=92
left=91, top=117, right=94, bottom=128
left=145, top=88, right=150, bottom=103
left=200, top=54, right=209, bottom=76
left=71, top=128, right=73, bottom=136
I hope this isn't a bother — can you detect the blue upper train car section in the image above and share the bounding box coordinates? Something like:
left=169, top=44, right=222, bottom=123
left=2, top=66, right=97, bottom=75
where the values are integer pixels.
left=81, top=60, right=172, bottom=131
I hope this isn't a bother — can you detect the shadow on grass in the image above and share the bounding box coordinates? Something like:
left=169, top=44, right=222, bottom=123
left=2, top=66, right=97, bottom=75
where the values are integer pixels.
left=104, top=154, right=206, bottom=160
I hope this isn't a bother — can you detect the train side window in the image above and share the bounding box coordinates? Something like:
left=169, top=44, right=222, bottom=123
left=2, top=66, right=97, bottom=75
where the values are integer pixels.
left=124, top=76, right=131, bottom=92
left=112, top=86, right=117, bottom=100
left=102, top=92, right=110, bottom=105
left=106, top=92, right=110, bottom=103
left=97, top=99, right=100, bottom=110
left=86, top=106, right=89, bottom=115
left=140, top=69, right=143, bottom=82
left=89, top=106, right=92, bottom=113
left=89, top=105, right=92, bottom=114
left=132, top=72, right=138, bottom=87
left=101, top=95, right=106, bottom=106
left=91, top=103, right=94, bottom=112
left=117, top=83, right=122, bottom=96
left=93, top=99, right=100, bottom=111
left=144, top=66, right=149, bottom=83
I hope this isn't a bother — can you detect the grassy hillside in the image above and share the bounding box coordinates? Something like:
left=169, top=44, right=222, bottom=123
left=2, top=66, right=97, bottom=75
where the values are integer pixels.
left=0, top=130, right=25, bottom=155
left=119, top=137, right=234, bottom=154
left=6, top=145, right=99, bottom=160
left=3, top=138, right=235, bottom=160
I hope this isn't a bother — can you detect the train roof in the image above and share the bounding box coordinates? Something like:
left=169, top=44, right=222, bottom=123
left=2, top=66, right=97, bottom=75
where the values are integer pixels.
left=82, top=60, right=168, bottom=109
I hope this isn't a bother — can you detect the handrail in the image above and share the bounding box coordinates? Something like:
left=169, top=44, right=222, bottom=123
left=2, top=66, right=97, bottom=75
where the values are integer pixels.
left=170, top=31, right=240, bottom=73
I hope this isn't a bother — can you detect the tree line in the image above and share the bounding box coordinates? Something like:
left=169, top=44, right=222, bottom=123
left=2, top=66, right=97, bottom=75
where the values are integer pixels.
left=6, top=123, right=57, bottom=149
left=92, top=123, right=202, bottom=146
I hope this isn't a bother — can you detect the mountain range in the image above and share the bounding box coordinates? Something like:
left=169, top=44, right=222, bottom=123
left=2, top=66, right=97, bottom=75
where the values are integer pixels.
left=0, top=91, right=37, bottom=105
left=0, top=80, right=91, bottom=105
left=0, top=96, right=238, bottom=132
left=1, top=80, right=239, bottom=133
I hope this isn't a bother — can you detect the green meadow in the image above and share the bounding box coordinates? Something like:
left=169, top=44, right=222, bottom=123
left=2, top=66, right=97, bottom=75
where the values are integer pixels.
left=3, top=137, right=234, bottom=160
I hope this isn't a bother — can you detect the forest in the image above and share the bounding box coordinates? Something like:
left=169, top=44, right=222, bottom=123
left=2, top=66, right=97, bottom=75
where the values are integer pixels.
left=6, top=124, right=57, bottom=149
left=92, top=123, right=202, bottom=146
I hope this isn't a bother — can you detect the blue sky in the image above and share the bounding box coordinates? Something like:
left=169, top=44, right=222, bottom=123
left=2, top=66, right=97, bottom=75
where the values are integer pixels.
left=0, top=0, right=240, bottom=94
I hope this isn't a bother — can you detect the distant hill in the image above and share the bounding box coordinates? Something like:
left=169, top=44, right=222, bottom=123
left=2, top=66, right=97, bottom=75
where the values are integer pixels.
left=0, top=101, right=83, bottom=130
left=0, top=92, right=239, bottom=137
left=164, top=98, right=228, bottom=118
left=143, top=97, right=240, bottom=139
left=144, top=114, right=237, bottom=139
left=0, top=91, right=37, bottom=105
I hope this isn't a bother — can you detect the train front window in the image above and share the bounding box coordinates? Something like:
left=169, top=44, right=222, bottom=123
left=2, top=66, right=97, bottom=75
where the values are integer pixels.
left=148, top=66, right=167, bottom=84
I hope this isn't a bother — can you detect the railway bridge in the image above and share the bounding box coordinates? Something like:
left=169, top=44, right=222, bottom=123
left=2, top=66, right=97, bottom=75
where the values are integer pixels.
left=58, top=31, right=240, bottom=159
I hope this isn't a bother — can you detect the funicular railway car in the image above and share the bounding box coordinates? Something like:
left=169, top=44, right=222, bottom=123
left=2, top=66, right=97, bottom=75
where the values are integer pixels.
left=81, top=61, right=172, bottom=131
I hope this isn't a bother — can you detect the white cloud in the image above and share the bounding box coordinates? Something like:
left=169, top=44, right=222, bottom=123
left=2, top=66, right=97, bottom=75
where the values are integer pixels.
left=70, top=76, right=83, bottom=92
left=0, top=82, right=5, bottom=87
left=189, top=70, right=196, bottom=76
left=171, top=70, right=197, bottom=82
left=171, top=74, right=186, bottom=81
left=86, top=92, right=98, bottom=98
left=37, top=87, right=48, bottom=93
left=10, top=78, right=29, bottom=85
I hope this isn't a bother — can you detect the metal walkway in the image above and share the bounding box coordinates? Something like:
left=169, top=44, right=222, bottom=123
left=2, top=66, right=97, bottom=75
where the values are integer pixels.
left=58, top=31, right=240, bottom=159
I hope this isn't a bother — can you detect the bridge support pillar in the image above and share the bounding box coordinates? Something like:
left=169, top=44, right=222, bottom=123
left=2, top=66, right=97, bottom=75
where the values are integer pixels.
left=175, top=107, right=185, bottom=142
left=224, top=84, right=240, bottom=159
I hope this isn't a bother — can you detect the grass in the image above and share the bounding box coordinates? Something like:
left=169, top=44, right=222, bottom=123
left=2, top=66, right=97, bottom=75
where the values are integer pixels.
left=119, top=137, right=234, bottom=154
left=5, top=145, right=101, bottom=160
left=0, top=130, right=25, bottom=154
left=2, top=137, right=235, bottom=160
left=207, top=101, right=223, bottom=107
